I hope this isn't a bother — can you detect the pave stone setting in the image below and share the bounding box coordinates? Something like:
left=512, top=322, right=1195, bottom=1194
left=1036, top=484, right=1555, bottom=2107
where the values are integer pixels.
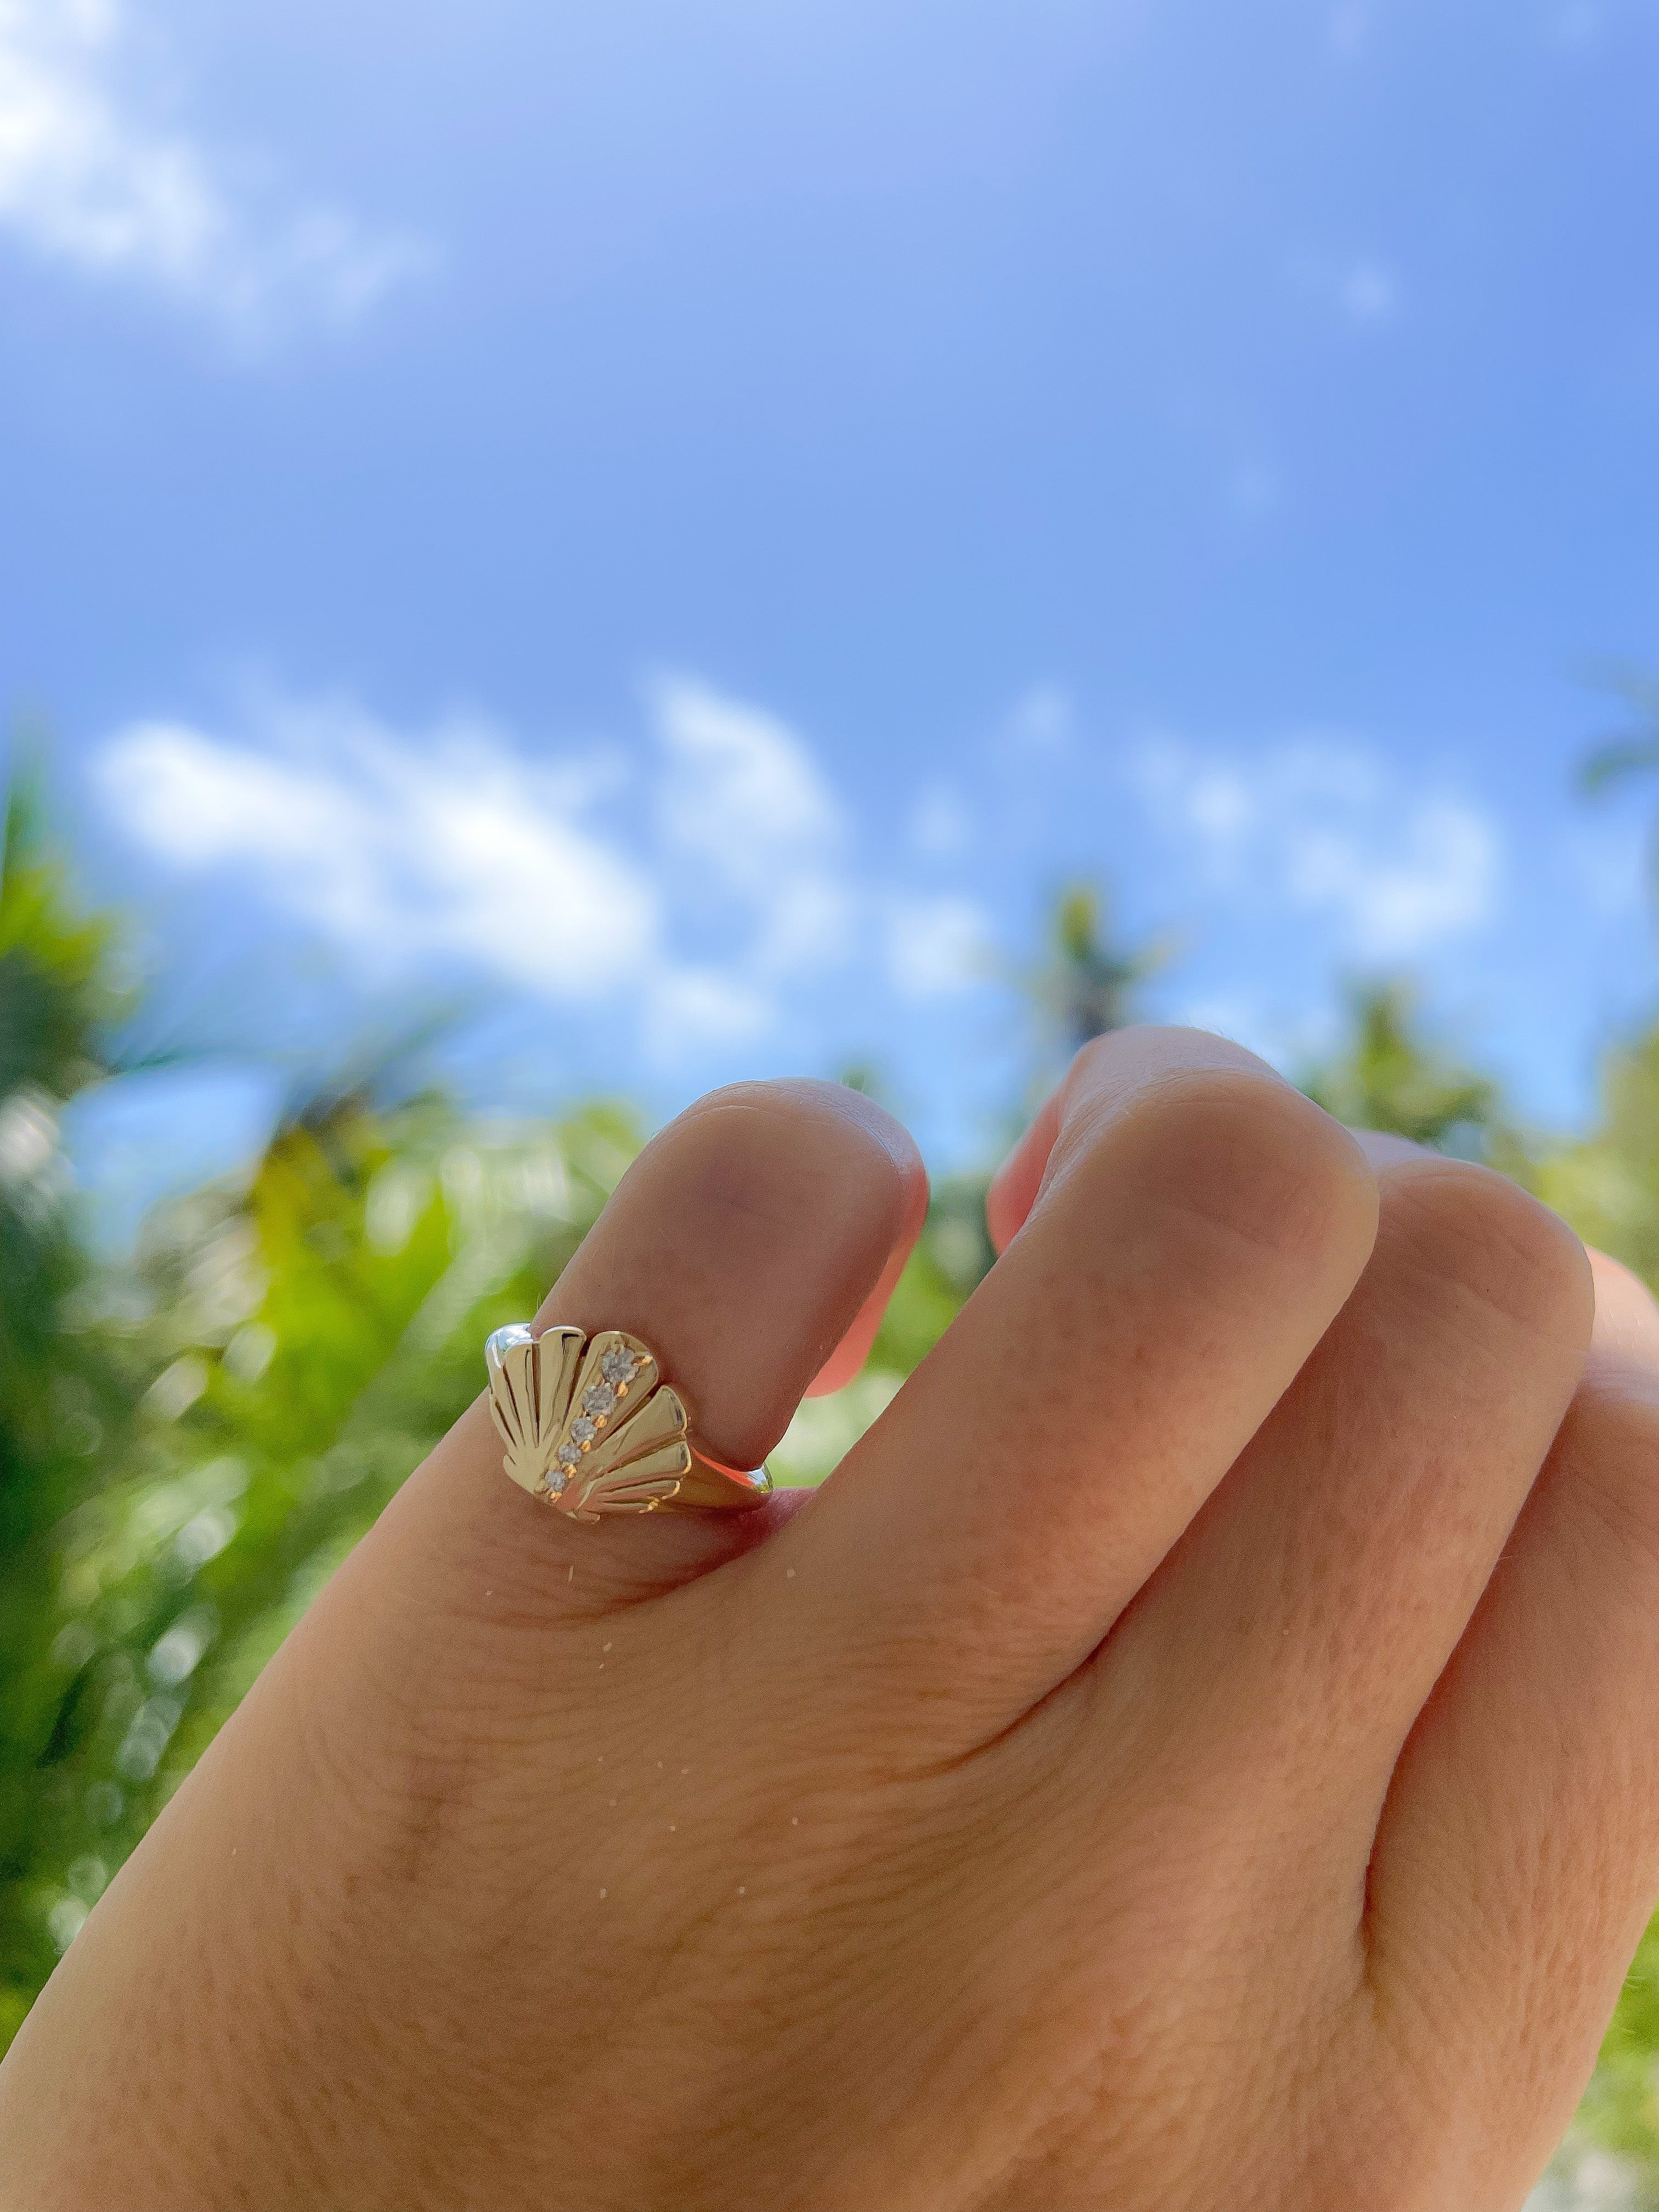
left=540, top=1340, right=651, bottom=1500
left=484, top=1323, right=694, bottom=1520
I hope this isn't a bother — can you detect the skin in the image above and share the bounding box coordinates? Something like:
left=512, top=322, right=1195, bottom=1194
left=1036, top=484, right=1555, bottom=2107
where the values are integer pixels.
left=3, top=1029, right=1659, bottom=2210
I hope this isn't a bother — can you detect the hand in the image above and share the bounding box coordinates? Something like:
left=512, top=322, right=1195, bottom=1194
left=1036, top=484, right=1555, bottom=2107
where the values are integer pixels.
left=4, top=1031, right=1657, bottom=2211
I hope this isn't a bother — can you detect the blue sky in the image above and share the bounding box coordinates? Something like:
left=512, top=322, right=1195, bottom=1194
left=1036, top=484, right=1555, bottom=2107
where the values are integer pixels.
left=5, top=0, right=1659, bottom=1215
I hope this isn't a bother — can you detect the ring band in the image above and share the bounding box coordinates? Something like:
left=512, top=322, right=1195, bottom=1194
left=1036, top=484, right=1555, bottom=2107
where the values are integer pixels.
left=484, top=1323, right=772, bottom=1522
left=677, top=1449, right=774, bottom=1512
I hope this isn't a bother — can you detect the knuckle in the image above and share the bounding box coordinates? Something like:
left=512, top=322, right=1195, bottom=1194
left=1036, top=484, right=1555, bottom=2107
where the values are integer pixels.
left=1380, top=1159, right=1592, bottom=1351
left=1580, top=1363, right=1659, bottom=1456
left=1588, top=1246, right=1659, bottom=1365
left=1589, top=1244, right=1659, bottom=1311
left=1108, top=1067, right=1378, bottom=1266
left=1555, top=1361, right=1659, bottom=1565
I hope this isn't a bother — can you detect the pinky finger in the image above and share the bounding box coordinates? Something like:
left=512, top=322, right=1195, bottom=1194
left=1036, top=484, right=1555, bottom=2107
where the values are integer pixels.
left=1365, top=1254, right=1659, bottom=2205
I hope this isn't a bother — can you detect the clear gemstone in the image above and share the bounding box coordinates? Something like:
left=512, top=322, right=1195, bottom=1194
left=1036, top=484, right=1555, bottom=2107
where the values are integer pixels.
left=556, top=1441, right=581, bottom=1468
left=583, top=1383, right=617, bottom=1417
left=570, top=1416, right=597, bottom=1445
left=601, top=1347, right=639, bottom=1384
left=548, top=1469, right=568, bottom=1495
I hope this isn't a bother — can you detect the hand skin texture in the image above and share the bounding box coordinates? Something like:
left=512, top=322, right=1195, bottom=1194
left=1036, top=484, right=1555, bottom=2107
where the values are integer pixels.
left=4, top=1029, right=1659, bottom=2212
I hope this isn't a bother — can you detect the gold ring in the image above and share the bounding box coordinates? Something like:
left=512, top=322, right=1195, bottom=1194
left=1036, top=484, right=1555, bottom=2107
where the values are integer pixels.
left=484, top=1323, right=772, bottom=1521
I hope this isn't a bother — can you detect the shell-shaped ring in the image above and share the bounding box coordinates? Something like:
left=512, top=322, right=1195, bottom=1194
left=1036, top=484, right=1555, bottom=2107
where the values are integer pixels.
left=484, top=1323, right=773, bottom=1521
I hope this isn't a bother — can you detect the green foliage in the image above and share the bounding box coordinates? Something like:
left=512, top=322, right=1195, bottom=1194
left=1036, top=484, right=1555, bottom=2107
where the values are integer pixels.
left=0, top=792, right=643, bottom=2049
left=1524, top=1028, right=1659, bottom=1288
left=1578, top=667, right=1659, bottom=920
left=1578, top=663, right=1659, bottom=797
left=1521, top=1031, right=1659, bottom=2200
left=1, top=1088, right=640, bottom=2046
left=0, top=775, right=135, bottom=2044
left=0, top=775, right=122, bottom=1105
left=1028, top=883, right=1166, bottom=1060
left=1304, top=982, right=1501, bottom=1152
left=871, top=1175, right=994, bottom=1370
left=1569, top=1918, right=1659, bottom=2178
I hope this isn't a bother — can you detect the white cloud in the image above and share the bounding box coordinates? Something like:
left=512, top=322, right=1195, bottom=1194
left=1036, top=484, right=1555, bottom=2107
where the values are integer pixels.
left=98, top=676, right=984, bottom=1068
left=644, top=967, right=771, bottom=1060
left=1547, top=1, right=1605, bottom=49
left=1166, top=994, right=1315, bottom=1074
left=1133, top=734, right=1500, bottom=958
left=1136, top=737, right=1259, bottom=883
left=1340, top=259, right=1401, bottom=328
left=651, top=674, right=855, bottom=975
left=98, top=702, right=661, bottom=996
left=1329, top=3, right=1372, bottom=57
left=92, top=676, right=1528, bottom=1095
left=1182, top=763, right=1257, bottom=850
left=1559, top=817, right=1647, bottom=921
left=1285, top=799, right=1497, bottom=957
left=653, top=675, right=844, bottom=870
left=1000, top=684, right=1075, bottom=756
left=0, top=0, right=427, bottom=336
left=884, top=896, right=991, bottom=1000
left=909, top=782, right=973, bottom=858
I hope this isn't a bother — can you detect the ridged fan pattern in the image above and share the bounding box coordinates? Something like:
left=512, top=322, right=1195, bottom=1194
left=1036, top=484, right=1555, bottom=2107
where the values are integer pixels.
left=484, top=1324, right=692, bottom=1520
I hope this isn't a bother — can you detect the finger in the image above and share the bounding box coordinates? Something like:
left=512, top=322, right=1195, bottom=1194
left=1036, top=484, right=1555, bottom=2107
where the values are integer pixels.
left=374, top=1076, right=926, bottom=1614
left=539, top=1081, right=924, bottom=1463
left=806, top=1169, right=928, bottom=1395
left=1083, top=1149, right=1592, bottom=1841
left=759, top=1028, right=1380, bottom=1739
left=1362, top=1252, right=1659, bottom=2196
left=985, top=1087, right=1062, bottom=1255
